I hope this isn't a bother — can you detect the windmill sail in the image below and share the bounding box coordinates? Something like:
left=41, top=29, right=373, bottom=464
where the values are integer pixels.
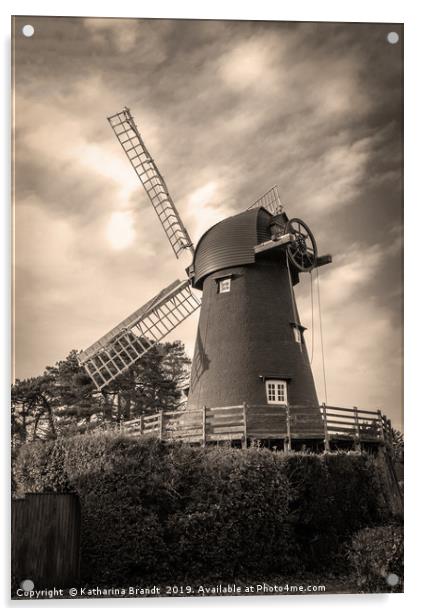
left=108, top=107, right=194, bottom=258
left=247, top=185, right=283, bottom=215
left=78, top=280, right=201, bottom=390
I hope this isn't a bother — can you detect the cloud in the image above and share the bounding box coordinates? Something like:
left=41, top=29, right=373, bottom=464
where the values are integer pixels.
left=185, top=181, right=233, bottom=242
left=296, top=241, right=403, bottom=428
left=218, top=34, right=286, bottom=93
left=106, top=211, right=136, bottom=251
left=83, top=18, right=140, bottom=53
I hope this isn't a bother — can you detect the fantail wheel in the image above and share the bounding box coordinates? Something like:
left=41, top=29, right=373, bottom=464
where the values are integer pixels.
left=286, top=218, right=318, bottom=272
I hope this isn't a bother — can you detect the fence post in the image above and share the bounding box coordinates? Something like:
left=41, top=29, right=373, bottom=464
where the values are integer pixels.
left=322, top=403, right=330, bottom=451
left=285, top=405, right=292, bottom=452
left=353, top=406, right=361, bottom=452
left=202, top=406, right=207, bottom=447
left=159, top=410, right=164, bottom=440
left=377, top=409, right=385, bottom=443
left=387, top=418, right=394, bottom=449
left=242, top=402, right=248, bottom=449
left=387, top=418, right=392, bottom=440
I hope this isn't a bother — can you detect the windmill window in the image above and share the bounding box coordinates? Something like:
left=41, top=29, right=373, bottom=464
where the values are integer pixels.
left=265, top=379, right=288, bottom=405
left=293, top=326, right=302, bottom=344
left=218, top=278, right=231, bottom=294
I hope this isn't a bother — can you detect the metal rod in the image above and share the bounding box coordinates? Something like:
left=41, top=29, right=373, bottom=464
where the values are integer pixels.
left=322, top=402, right=330, bottom=451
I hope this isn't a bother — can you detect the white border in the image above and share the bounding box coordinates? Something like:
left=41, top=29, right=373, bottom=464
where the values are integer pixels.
left=2, top=1, right=420, bottom=613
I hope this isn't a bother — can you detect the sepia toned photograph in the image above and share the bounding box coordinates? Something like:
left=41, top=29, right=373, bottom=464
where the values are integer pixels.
left=11, top=15, right=403, bottom=599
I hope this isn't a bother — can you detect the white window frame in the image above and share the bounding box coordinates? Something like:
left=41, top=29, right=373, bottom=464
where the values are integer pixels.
left=293, top=326, right=302, bottom=344
left=218, top=278, right=231, bottom=294
left=265, top=379, right=288, bottom=405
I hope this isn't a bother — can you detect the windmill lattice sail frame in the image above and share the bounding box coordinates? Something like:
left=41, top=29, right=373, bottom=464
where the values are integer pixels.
left=78, top=280, right=201, bottom=390
left=247, top=185, right=283, bottom=215
left=108, top=108, right=194, bottom=258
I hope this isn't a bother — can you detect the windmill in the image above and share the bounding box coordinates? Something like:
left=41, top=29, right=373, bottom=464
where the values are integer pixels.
left=78, top=107, right=332, bottom=439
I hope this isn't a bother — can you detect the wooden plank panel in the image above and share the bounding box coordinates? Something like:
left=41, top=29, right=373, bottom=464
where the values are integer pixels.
left=247, top=403, right=285, bottom=409
left=168, top=417, right=202, bottom=427
left=247, top=414, right=287, bottom=421
left=164, top=423, right=202, bottom=433
left=172, top=414, right=202, bottom=424
left=123, top=418, right=143, bottom=426
left=290, top=429, right=325, bottom=435
left=290, top=433, right=325, bottom=439
left=206, top=432, right=244, bottom=442
left=248, top=432, right=287, bottom=439
left=166, top=430, right=203, bottom=438
left=190, top=405, right=242, bottom=414
left=171, top=420, right=202, bottom=428
left=328, top=427, right=357, bottom=434
left=325, top=419, right=358, bottom=427
left=164, top=427, right=202, bottom=436
left=327, top=422, right=358, bottom=430
left=290, top=413, right=322, bottom=420
left=325, top=412, right=378, bottom=422
left=247, top=420, right=287, bottom=428
left=290, top=422, right=324, bottom=429
left=248, top=407, right=287, bottom=416
left=359, top=434, right=382, bottom=442
left=166, top=435, right=203, bottom=443
left=171, top=425, right=202, bottom=434
left=205, top=410, right=244, bottom=420
left=163, top=410, right=195, bottom=418
left=208, top=425, right=245, bottom=435
left=143, top=415, right=160, bottom=423
left=248, top=412, right=287, bottom=421
left=207, top=405, right=243, bottom=411
left=324, top=406, right=379, bottom=416
left=206, top=416, right=245, bottom=428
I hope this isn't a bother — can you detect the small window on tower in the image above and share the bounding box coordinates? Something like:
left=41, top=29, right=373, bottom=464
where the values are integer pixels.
left=293, top=326, right=302, bottom=344
left=218, top=278, right=231, bottom=294
left=265, top=379, right=288, bottom=405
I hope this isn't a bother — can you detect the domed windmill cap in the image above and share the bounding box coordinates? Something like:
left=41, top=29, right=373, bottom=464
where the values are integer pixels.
left=192, top=206, right=286, bottom=289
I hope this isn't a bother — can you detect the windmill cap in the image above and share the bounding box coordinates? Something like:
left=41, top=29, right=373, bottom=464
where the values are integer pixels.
left=192, top=207, right=282, bottom=289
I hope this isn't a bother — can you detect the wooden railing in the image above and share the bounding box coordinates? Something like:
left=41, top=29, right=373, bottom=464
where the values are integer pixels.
left=121, top=404, right=394, bottom=450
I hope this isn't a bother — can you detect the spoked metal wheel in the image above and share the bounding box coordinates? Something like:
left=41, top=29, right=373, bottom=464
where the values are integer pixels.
left=286, top=218, right=318, bottom=272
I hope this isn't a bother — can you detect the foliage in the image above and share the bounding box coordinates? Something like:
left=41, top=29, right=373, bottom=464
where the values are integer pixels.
left=14, top=435, right=394, bottom=585
left=282, top=452, right=390, bottom=570
left=347, top=525, right=403, bottom=593
left=11, top=342, right=190, bottom=445
left=390, top=428, right=404, bottom=464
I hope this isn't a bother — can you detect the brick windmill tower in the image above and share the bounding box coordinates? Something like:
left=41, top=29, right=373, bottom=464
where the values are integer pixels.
left=78, top=108, right=332, bottom=443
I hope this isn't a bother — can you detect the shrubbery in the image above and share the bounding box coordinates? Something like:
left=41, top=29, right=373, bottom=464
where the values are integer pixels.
left=13, top=434, right=394, bottom=585
left=347, top=525, right=403, bottom=593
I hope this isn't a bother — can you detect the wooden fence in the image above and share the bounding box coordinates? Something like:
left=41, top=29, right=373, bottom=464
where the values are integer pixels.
left=12, top=494, right=80, bottom=588
left=121, top=404, right=394, bottom=451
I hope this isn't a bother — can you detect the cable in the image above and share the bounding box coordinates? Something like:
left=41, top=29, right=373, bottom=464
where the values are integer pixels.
left=316, top=267, right=328, bottom=404
left=309, top=270, right=314, bottom=364
left=285, top=251, right=300, bottom=328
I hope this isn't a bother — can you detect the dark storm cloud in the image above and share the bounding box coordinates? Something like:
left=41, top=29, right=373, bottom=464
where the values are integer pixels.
left=12, top=17, right=403, bottom=428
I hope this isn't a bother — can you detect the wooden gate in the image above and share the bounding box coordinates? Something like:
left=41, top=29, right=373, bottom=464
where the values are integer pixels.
left=12, top=494, right=80, bottom=588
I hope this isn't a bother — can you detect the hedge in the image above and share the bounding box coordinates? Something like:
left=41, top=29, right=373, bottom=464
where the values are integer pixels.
left=13, top=434, right=394, bottom=585
left=347, top=525, right=403, bottom=593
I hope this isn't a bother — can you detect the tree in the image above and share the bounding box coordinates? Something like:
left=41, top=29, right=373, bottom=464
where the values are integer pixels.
left=11, top=373, right=58, bottom=446
left=11, top=340, right=191, bottom=445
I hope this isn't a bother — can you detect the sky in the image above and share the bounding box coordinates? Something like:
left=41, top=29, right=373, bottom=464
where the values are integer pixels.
left=12, top=17, right=403, bottom=429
